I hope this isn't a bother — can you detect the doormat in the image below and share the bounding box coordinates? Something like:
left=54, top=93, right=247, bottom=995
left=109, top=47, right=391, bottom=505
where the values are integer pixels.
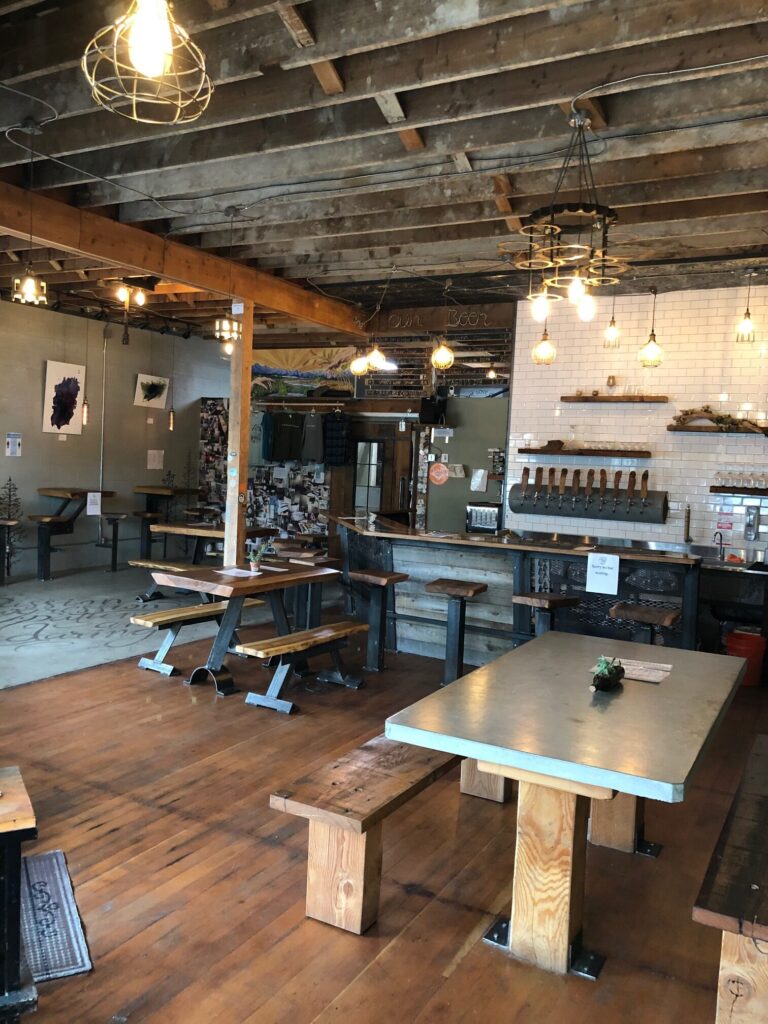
left=20, top=851, right=92, bottom=983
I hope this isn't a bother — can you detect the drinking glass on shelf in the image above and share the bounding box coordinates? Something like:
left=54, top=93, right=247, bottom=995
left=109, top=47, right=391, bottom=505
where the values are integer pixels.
left=757, top=474, right=767, bottom=490
left=732, top=472, right=743, bottom=489
left=713, top=471, right=723, bottom=487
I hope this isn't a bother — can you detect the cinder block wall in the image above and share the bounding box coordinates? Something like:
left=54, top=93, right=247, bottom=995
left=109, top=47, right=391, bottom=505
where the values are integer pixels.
left=0, top=300, right=229, bottom=578
left=506, top=284, right=768, bottom=548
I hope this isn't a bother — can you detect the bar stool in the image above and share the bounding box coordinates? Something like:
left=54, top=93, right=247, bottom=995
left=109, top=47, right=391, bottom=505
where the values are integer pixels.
left=349, top=569, right=409, bottom=671
left=512, top=592, right=580, bottom=636
left=0, top=518, right=18, bottom=586
left=133, top=510, right=162, bottom=559
left=425, top=578, right=487, bottom=685
left=100, top=513, right=128, bottom=572
left=608, top=602, right=681, bottom=644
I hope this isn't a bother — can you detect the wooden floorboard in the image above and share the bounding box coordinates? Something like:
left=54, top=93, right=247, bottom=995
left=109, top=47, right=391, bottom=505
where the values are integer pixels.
left=1, top=621, right=766, bottom=1023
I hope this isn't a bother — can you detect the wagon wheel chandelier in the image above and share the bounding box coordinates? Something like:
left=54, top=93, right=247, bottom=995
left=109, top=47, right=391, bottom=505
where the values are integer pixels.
left=498, top=111, right=630, bottom=323
left=82, top=0, right=213, bottom=125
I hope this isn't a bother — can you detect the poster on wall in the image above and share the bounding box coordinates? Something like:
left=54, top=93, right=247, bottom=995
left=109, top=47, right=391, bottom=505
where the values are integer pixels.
left=134, top=373, right=170, bottom=409
left=42, top=360, right=86, bottom=435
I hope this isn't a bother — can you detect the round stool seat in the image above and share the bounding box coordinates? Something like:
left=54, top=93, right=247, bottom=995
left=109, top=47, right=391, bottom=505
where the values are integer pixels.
left=609, top=602, right=681, bottom=628
left=350, top=569, right=409, bottom=587
left=0, top=519, right=19, bottom=527
left=133, top=511, right=162, bottom=520
left=101, top=513, right=128, bottom=521
left=425, top=578, right=487, bottom=598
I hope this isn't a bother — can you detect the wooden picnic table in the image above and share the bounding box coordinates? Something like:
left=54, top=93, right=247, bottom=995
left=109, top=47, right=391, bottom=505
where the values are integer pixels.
left=149, top=521, right=275, bottom=563
left=385, top=631, right=745, bottom=979
left=151, top=561, right=340, bottom=695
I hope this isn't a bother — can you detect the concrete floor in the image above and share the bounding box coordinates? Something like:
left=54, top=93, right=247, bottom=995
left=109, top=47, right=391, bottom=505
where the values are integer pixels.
left=0, top=566, right=324, bottom=689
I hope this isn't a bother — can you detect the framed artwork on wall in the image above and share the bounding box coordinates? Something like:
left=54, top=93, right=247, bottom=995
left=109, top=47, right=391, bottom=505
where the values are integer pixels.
left=134, top=373, right=170, bottom=409
left=42, top=360, right=86, bottom=434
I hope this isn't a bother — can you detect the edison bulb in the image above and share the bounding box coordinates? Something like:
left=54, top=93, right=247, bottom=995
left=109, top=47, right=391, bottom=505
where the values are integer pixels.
left=367, top=346, right=387, bottom=370
left=577, top=293, right=596, bottom=322
left=431, top=343, right=454, bottom=370
left=487, top=367, right=498, bottom=380
left=530, top=289, right=550, bottom=323
left=117, top=285, right=129, bottom=303
left=638, top=330, right=664, bottom=368
left=603, top=317, right=620, bottom=348
left=22, top=275, right=37, bottom=300
left=222, top=340, right=234, bottom=356
left=532, top=329, right=556, bottom=365
left=135, top=289, right=146, bottom=306
left=350, top=355, right=369, bottom=376
left=128, top=0, right=174, bottom=79
left=736, top=312, right=755, bottom=343
left=568, top=271, right=586, bottom=304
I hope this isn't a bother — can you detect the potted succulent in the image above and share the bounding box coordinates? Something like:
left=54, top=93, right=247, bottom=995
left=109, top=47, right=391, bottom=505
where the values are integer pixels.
left=590, top=655, right=625, bottom=693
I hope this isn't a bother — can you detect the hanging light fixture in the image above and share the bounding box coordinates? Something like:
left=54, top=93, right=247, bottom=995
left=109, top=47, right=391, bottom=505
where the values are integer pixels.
left=116, top=283, right=145, bottom=309
left=431, top=337, right=455, bottom=370
left=532, top=325, right=556, bottom=365
left=82, top=0, right=213, bottom=125
left=350, top=353, right=369, bottom=376
left=168, top=335, right=175, bottom=431
left=736, top=271, right=757, bottom=344
left=529, top=283, right=551, bottom=323
left=603, top=290, right=620, bottom=348
left=214, top=318, right=242, bottom=344
left=577, top=290, right=596, bottom=322
left=638, top=287, right=664, bottom=368
left=486, top=364, right=498, bottom=380
left=12, top=146, right=46, bottom=305
left=367, top=345, right=387, bottom=370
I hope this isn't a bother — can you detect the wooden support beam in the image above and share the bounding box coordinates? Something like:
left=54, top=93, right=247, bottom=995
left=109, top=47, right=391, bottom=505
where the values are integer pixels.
left=311, top=60, right=345, bottom=95
left=452, top=152, right=473, bottom=173
left=492, top=174, right=523, bottom=232
left=224, top=300, right=254, bottom=566
left=399, top=129, right=426, bottom=151
left=276, top=3, right=316, bottom=47
left=375, top=92, right=407, bottom=124
left=0, top=182, right=365, bottom=336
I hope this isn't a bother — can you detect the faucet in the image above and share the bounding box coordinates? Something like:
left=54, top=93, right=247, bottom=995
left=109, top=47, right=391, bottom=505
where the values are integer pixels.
left=713, top=531, right=725, bottom=560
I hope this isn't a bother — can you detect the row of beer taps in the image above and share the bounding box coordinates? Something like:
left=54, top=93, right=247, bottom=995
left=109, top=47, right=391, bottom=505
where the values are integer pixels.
left=519, top=467, right=651, bottom=513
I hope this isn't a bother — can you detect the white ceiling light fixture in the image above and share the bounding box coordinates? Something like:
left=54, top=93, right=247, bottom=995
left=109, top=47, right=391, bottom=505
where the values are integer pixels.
left=82, top=0, right=213, bottom=125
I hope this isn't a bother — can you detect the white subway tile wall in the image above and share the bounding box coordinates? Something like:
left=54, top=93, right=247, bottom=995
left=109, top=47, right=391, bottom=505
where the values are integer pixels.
left=506, top=284, right=768, bottom=547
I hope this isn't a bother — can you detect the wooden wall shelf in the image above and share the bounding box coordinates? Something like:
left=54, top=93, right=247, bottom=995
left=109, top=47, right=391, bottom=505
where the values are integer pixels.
left=710, top=486, right=768, bottom=496
left=668, top=426, right=768, bottom=435
left=560, top=395, right=669, bottom=404
left=519, top=447, right=652, bottom=459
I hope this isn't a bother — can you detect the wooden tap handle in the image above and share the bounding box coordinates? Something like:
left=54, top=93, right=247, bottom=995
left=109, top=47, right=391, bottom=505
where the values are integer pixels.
left=599, top=470, right=608, bottom=496
left=586, top=469, right=595, bottom=495
left=613, top=470, right=622, bottom=495
left=571, top=469, right=581, bottom=495
left=559, top=469, right=568, bottom=495
left=627, top=470, right=637, bottom=499
left=534, top=467, right=544, bottom=491
left=640, top=470, right=649, bottom=499
left=521, top=467, right=530, bottom=490
left=547, top=467, right=556, bottom=494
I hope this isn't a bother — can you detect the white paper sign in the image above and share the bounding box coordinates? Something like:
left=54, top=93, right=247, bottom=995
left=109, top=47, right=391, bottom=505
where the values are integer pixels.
left=586, top=552, right=620, bottom=595
left=86, top=491, right=102, bottom=516
left=470, top=468, right=488, bottom=492
left=147, top=449, right=164, bottom=470
left=5, top=433, right=21, bottom=457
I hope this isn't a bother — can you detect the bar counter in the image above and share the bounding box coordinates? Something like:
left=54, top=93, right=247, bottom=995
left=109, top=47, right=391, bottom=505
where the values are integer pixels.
left=336, top=516, right=701, bottom=666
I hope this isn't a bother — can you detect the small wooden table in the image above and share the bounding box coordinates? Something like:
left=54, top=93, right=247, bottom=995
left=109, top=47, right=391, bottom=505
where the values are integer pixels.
left=385, top=632, right=745, bottom=979
left=151, top=562, right=340, bottom=695
left=31, top=489, right=115, bottom=581
left=0, top=768, right=37, bottom=1020
left=134, top=485, right=200, bottom=514
left=150, top=522, right=274, bottom=564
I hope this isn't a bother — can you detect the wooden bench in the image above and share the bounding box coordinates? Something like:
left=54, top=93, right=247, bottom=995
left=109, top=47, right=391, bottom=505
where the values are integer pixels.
left=693, top=734, right=768, bottom=1022
left=270, top=735, right=461, bottom=933
left=128, top=557, right=196, bottom=603
left=131, top=598, right=263, bottom=675
left=1, top=767, right=38, bottom=1019
left=235, top=620, right=368, bottom=714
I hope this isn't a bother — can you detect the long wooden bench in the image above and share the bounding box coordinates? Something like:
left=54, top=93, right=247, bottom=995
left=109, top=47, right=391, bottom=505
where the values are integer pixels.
left=693, top=734, right=768, bottom=1022
left=270, top=734, right=461, bottom=933
left=131, top=598, right=263, bottom=675
left=128, top=557, right=195, bottom=603
left=235, top=620, right=368, bottom=714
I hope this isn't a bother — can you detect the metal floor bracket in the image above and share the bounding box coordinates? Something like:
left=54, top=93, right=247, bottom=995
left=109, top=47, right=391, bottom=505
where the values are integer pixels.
left=483, top=918, right=605, bottom=981
left=482, top=916, right=509, bottom=949
left=636, top=837, right=663, bottom=858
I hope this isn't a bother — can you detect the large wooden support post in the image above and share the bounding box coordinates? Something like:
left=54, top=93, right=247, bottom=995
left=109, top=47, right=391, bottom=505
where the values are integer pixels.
left=509, top=781, right=588, bottom=975
left=224, top=301, right=254, bottom=566
left=716, top=930, right=768, bottom=1023
left=589, top=793, right=644, bottom=853
left=305, top=819, right=383, bottom=934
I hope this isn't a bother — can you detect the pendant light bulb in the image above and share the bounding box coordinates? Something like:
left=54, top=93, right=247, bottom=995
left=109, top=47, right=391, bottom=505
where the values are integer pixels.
left=577, top=292, right=597, bottom=322
left=222, top=340, right=234, bottom=356
left=350, top=354, right=369, bottom=376
left=532, top=327, right=556, bottom=365
left=604, top=316, right=620, bottom=348
left=134, top=289, right=146, bottom=307
left=367, top=346, right=387, bottom=370
left=168, top=406, right=175, bottom=432
left=638, top=331, right=664, bottom=368
left=530, top=287, right=550, bottom=323
left=736, top=311, right=755, bottom=344
left=431, top=340, right=455, bottom=371
left=116, top=284, right=129, bottom=304
left=127, top=0, right=174, bottom=79
left=82, top=397, right=90, bottom=426
left=486, top=366, right=498, bottom=380
left=12, top=268, right=47, bottom=305
left=568, top=270, right=586, bottom=305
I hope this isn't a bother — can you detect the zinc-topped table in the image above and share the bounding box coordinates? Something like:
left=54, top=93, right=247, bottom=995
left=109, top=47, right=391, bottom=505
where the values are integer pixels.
left=151, top=561, right=340, bottom=696
left=385, top=631, right=746, bottom=978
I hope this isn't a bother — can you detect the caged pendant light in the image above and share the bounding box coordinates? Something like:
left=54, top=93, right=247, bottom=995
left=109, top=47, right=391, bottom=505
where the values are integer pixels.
left=12, top=148, right=46, bottom=305
left=638, top=287, right=664, bottom=368
left=82, top=0, right=213, bottom=125
left=603, top=290, right=620, bottom=348
left=736, top=271, right=757, bottom=344
left=531, top=324, right=556, bottom=365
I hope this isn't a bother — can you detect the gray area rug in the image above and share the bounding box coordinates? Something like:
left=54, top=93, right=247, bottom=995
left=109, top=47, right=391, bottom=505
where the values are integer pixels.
left=21, top=851, right=92, bottom=983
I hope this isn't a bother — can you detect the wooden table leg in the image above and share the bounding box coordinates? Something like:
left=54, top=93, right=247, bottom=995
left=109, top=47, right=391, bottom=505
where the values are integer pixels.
left=460, top=759, right=511, bottom=803
left=589, top=795, right=661, bottom=857
left=716, top=930, right=768, bottom=1023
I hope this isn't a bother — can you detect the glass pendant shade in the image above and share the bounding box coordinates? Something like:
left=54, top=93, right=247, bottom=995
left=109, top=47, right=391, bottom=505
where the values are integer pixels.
left=532, top=328, right=556, bottom=365
left=82, top=0, right=213, bottom=125
left=12, top=269, right=47, bottom=305
left=603, top=316, right=620, bottom=348
left=736, top=311, right=755, bottom=344
left=577, top=292, right=596, bottom=322
left=350, top=354, right=369, bottom=376
left=431, top=340, right=455, bottom=370
left=638, top=330, right=664, bottom=368
left=214, top=318, right=242, bottom=344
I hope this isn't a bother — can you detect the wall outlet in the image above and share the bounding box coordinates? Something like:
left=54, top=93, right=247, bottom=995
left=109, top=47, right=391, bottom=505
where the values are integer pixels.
left=427, top=453, right=436, bottom=462
left=440, top=453, right=449, bottom=463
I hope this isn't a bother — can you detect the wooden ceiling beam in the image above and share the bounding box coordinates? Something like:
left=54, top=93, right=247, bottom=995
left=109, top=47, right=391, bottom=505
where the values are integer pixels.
left=0, top=182, right=366, bottom=335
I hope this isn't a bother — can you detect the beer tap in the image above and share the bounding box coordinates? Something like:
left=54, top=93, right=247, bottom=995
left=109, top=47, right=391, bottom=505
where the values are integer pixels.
left=532, top=467, right=544, bottom=506
left=558, top=468, right=568, bottom=509
left=520, top=466, right=530, bottom=502
left=571, top=468, right=581, bottom=511
left=585, top=468, right=595, bottom=510
left=545, top=467, right=555, bottom=508
left=640, top=470, right=649, bottom=511
left=612, top=470, right=623, bottom=513
left=598, top=469, right=608, bottom=511
left=626, top=470, right=636, bottom=514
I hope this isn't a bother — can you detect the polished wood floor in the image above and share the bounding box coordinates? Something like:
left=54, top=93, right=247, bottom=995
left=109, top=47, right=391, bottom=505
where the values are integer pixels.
left=2, top=623, right=766, bottom=1023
